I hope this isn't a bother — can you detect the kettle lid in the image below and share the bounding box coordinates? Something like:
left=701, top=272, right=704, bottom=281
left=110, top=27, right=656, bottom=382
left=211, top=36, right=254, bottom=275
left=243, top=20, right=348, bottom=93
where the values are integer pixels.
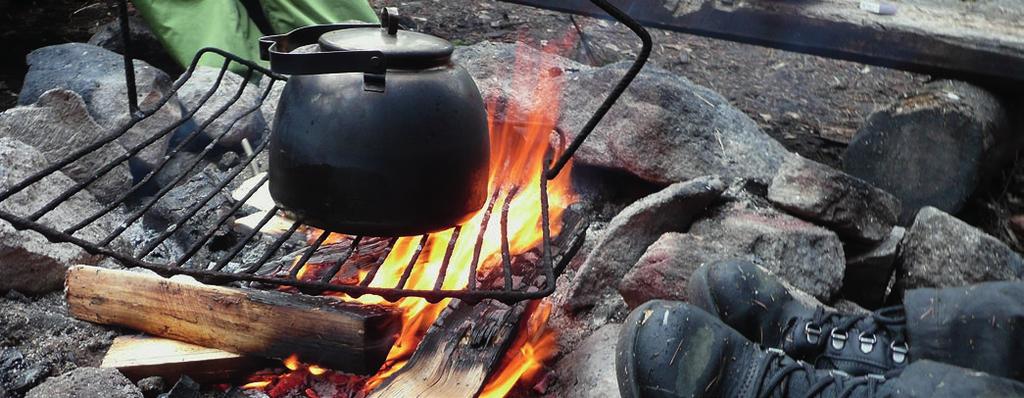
left=318, top=24, right=453, bottom=69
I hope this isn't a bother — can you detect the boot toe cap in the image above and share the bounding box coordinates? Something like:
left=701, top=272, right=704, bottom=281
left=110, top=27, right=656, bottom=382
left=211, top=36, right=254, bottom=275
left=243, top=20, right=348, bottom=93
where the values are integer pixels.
left=617, top=300, right=746, bottom=398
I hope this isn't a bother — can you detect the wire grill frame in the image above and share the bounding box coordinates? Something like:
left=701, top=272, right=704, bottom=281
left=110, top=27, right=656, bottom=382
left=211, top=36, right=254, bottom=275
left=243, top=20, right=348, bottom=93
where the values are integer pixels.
left=0, top=48, right=587, bottom=305
left=2, top=0, right=650, bottom=305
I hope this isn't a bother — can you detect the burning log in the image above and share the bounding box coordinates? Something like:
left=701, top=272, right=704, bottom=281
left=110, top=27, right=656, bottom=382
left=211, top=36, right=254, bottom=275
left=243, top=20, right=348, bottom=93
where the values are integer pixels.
left=369, top=212, right=587, bottom=398
left=368, top=299, right=527, bottom=398
left=66, top=265, right=401, bottom=375
left=101, top=335, right=272, bottom=383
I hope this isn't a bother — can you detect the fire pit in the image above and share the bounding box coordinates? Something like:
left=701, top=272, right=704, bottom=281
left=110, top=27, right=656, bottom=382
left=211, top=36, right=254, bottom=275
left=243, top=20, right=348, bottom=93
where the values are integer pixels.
left=0, top=0, right=651, bottom=396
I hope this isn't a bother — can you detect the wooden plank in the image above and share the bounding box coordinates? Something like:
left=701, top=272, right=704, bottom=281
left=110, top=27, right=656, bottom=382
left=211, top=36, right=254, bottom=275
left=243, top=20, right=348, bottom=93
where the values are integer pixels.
left=368, top=299, right=527, bottom=398
left=504, top=0, right=1024, bottom=87
left=101, top=335, right=272, bottom=383
left=66, top=265, right=401, bottom=375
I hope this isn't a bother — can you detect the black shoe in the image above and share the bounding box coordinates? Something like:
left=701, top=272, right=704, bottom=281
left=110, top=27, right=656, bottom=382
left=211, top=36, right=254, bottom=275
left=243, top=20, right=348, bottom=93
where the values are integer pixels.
left=616, top=300, right=899, bottom=398
left=688, top=259, right=909, bottom=376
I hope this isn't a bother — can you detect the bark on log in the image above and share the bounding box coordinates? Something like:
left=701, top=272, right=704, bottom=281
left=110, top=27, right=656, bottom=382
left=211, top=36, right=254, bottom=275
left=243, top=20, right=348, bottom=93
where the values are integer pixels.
left=66, top=265, right=400, bottom=375
left=101, top=335, right=271, bottom=383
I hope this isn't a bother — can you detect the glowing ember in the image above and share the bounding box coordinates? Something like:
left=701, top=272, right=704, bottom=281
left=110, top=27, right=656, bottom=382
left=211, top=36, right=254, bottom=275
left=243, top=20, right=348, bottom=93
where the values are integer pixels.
left=247, top=34, right=576, bottom=397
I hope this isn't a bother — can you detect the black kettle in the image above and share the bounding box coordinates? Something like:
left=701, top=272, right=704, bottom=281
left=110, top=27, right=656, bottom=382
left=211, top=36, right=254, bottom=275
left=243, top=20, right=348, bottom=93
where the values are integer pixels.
left=259, top=9, right=490, bottom=237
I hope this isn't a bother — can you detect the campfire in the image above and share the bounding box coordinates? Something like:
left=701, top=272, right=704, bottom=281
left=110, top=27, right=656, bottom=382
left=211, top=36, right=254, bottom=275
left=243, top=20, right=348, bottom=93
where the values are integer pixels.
left=7, top=0, right=1024, bottom=396
left=237, top=40, right=576, bottom=396
left=0, top=0, right=653, bottom=397
left=23, top=23, right=594, bottom=396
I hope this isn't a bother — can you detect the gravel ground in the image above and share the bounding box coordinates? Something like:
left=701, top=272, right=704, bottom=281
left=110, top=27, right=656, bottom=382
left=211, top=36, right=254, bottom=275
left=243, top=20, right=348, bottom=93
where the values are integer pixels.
left=0, top=291, right=120, bottom=396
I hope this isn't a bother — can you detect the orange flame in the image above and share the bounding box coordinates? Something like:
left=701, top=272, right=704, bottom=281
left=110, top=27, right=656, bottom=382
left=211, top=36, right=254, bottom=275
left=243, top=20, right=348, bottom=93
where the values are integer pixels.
left=479, top=301, right=558, bottom=397
left=254, top=34, right=576, bottom=397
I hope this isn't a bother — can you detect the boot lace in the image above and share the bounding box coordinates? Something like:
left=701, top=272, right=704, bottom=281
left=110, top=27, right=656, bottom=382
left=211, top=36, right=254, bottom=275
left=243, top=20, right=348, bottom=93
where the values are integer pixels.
left=755, top=349, right=898, bottom=398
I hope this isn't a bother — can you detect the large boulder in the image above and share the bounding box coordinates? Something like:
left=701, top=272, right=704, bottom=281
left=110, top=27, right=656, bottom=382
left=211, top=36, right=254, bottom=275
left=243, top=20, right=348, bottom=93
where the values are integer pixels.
left=896, top=207, right=1023, bottom=294
left=25, top=367, right=142, bottom=398
left=19, top=43, right=185, bottom=170
left=564, top=176, right=726, bottom=311
left=557, top=61, right=789, bottom=184
left=768, top=153, right=900, bottom=243
left=689, top=202, right=846, bottom=301
left=843, top=80, right=1017, bottom=224
left=0, top=89, right=132, bottom=203
left=452, top=41, right=789, bottom=185
left=453, top=41, right=587, bottom=120
left=0, top=138, right=120, bottom=294
left=173, top=66, right=268, bottom=152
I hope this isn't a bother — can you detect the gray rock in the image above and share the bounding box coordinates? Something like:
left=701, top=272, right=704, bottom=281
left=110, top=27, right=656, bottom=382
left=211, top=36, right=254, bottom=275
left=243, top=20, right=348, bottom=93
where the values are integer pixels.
left=565, top=176, right=726, bottom=311
left=453, top=42, right=788, bottom=184
left=896, top=207, right=1022, bottom=293
left=0, top=347, right=23, bottom=372
left=843, top=80, right=1017, bottom=224
left=689, top=202, right=846, bottom=301
left=547, top=222, right=623, bottom=357
left=0, top=138, right=121, bottom=294
left=136, top=376, right=165, bottom=398
left=146, top=164, right=233, bottom=255
left=453, top=41, right=588, bottom=120
left=0, top=89, right=132, bottom=203
left=617, top=232, right=705, bottom=309
left=26, top=367, right=142, bottom=398
left=843, top=227, right=905, bottom=308
left=119, top=92, right=188, bottom=171
left=547, top=324, right=621, bottom=398
left=557, top=61, right=789, bottom=184
left=833, top=299, right=870, bottom=316
left=19, top=43, right=184, bottom=169
left=88, top=16, right=177, bottom=73
left=176, top=66, right=268, bottom=150
left=151, top=149, right=214, bottom=192
left=10, top=364, right=50, bottom=393
left=768, top=153, right=901, bottom=243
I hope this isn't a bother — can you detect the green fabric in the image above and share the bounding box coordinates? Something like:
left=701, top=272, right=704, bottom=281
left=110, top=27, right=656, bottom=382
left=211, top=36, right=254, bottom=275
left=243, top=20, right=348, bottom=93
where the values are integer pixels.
left=256, top=0, right=378, bottom=36
left=133, top=0, right=378, bottom=72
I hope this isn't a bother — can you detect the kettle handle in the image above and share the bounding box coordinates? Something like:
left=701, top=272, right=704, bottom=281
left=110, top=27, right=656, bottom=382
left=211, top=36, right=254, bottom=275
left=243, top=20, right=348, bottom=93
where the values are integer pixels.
left=545, top=0, right=651, bottom=179
left=259, top=23, right=387, bottom=76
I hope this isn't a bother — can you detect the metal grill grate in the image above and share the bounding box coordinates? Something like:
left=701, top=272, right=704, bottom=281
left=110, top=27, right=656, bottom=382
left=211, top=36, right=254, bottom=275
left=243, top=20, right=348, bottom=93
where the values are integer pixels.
left=0, top=0, right=649, bottom=305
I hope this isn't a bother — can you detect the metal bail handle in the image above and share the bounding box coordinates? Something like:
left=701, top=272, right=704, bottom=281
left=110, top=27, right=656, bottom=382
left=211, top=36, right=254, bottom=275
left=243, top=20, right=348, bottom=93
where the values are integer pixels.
left=545, top=0, right=651, bottom=180
left=258, top=12, right=393, bottom=88
left=381, top=7, right=400, bottom=36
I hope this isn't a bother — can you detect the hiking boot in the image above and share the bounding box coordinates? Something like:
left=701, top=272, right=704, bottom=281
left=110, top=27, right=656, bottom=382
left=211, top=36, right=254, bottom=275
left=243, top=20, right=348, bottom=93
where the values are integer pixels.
left=616, top=300, right=900, bottom=398
left=688, top=259, right=909, bottom=376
